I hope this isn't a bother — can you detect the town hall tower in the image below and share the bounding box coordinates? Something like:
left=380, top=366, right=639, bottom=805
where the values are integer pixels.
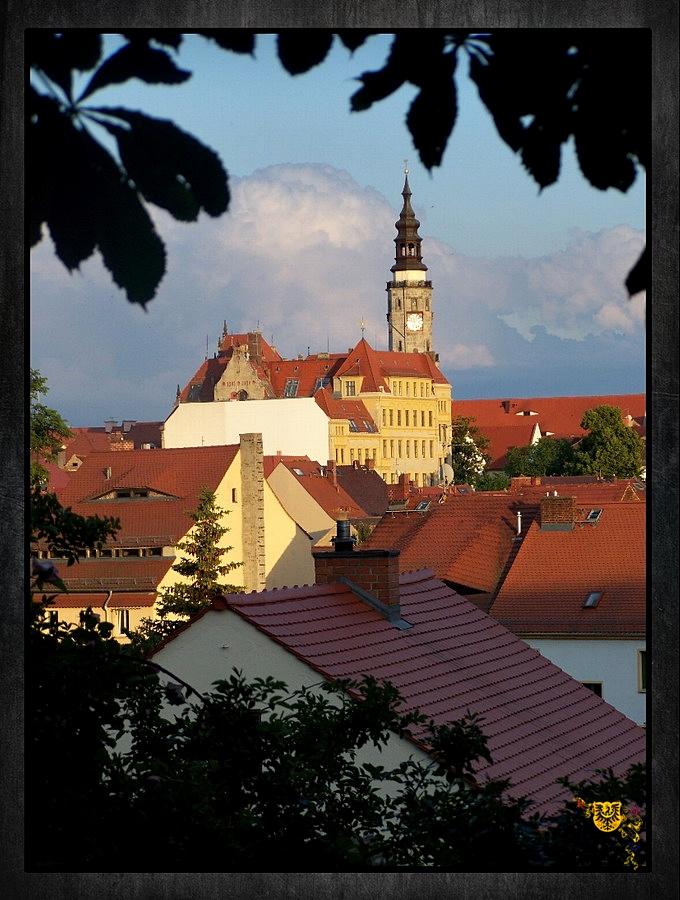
left=386, top=168, right=436, bottom=359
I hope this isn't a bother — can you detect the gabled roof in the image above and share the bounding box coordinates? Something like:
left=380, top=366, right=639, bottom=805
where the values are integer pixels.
left=335, top=338, right=449, bottom=390
left=190, top=569, right=646, bottom=817
left=44, top=591, right=158, bottom=609
left=57, top=446, right=238, bottom=506
left=267, top=355, right=345, bottom=398
left=264, top=456, right=368, bottom=519
left=365, top=493, right=536, bottom=594
left=335, top=465, right=389, bottom=517
left=490, top=501, right=646, bottom=636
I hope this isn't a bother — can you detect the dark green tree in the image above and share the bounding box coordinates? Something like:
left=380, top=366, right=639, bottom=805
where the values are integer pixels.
left=130, top=487, right=242, bottom=651
left=29, top=368, right=73, bottom=485
left=504, top=436, right=576, bottom=478
left=568, top=405, right=645, bottom=478
left=474, top=471, right=510, bottom=492
left=29, top=29, right=648, bottom=305
left=449, top=415, right=492, bottom=488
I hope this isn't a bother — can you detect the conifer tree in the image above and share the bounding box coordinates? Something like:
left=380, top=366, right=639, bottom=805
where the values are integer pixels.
left=130, top=487, right=242, bottom=650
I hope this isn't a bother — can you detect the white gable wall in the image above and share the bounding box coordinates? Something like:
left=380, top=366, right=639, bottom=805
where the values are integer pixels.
left=163, top=398, right=330, bottom=462
left=153, top=608, right=432, bottom=784
left=524, top=637, right=646, bottom=725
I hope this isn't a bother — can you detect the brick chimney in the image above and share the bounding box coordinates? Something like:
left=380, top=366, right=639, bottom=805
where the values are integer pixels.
left=326, top=459, right=338, bottom=489
left=240, top=433, right=266, bottom=591
left=313, top=521, right=407, bottom=627
left=396, top=472, right=410, bottom=500
left=539, top=494, right=577, bottom=531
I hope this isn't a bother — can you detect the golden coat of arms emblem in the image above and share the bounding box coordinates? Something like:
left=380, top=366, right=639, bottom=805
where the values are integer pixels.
left=591, top=801, right=627, bottom=832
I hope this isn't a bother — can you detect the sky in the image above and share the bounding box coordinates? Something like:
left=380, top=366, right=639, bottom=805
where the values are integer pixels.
left=30, top=32, right=647, bottom=428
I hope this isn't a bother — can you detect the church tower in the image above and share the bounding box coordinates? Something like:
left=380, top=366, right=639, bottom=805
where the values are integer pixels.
left=386, top=167, right=436, bottom=358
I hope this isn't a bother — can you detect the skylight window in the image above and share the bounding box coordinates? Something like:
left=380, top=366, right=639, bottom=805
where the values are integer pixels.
left=586, top=509, right=603, bottom=522
left=283, top=378, right=299, bottom=397
left=292, top=468, right=305, bottom=476
left=583, top=591, right=603, bottom=608
left=313, top=377, right=331, bottom=392
left=415, top=500, right=431, bottom=511
left=348, top=419, right=360, bottom=432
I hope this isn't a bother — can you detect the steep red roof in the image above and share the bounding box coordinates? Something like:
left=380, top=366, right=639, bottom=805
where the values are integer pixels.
left=335, top=338, right=449, bottom=390
left=57, top=558, right=175, bottom=592
left=267, top=355, right=345, bottom=398
left=264, top=456, right=368, bottom=519
left=57, top=445, right=238, bottom=511
left=313, top=389, right=377, bottom=429
left=365, top=493, right=535, bottom=595
left=210, top=569, right=645, bottom=816
left=490, top=501, right=646, bottom=636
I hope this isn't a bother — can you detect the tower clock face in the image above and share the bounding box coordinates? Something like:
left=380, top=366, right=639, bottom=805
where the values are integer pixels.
left=406, top=312, right=424, bottom=332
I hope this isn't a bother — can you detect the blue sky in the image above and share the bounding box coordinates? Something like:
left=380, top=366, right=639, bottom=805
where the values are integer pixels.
left=30, top=32, right=646, bottom=427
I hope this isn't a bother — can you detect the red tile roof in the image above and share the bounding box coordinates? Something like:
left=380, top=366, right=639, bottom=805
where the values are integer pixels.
left=264, top=456, right=368, bottom=519
left=58, top=558, right=175, bottom=592
left=335, top=338, right=449, bottom=390
left=453, top=395, right=645, bottom=468
left=206, top=569, right=645, bottom=816
left=313, top=388, right=377, bottom=428
left=490, top=501, right=646, bottom=636
left=364, top=493, right=535, bottom=594
left=45, top=591, right=157, bottom=609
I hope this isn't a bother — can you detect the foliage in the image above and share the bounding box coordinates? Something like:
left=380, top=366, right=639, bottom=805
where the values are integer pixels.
left=504, top=436, right=576, bottom=478
left=567, top=405, right=645, bottom=478
left=449, top=416, right=492, bottom=488
left=29, top=29, right=648, bottom=304
left=474, top=471, right=510, bottom=492
left=29, top=368, right=73, bottom=485
left=28, top=592, right=647, bottom=872
left=353, top=522, right=375, bottom=544
left=129, top=487, right=242, bottom=651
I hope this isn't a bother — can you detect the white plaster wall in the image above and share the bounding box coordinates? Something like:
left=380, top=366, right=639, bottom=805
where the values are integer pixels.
left=524, top=637, right=646, bottom=725
left=153, top=609, right=432, bottom=785
left=163, top=398, right=330, bottom=463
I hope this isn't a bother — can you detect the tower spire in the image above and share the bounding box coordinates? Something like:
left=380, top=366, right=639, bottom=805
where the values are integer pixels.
left=392, top=163, right=427, bottom=274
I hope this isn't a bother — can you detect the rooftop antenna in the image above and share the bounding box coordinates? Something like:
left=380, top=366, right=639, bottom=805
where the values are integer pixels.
left=205, top=335, right=209, bottom=360
left=360, top=317, right=366, bottom=339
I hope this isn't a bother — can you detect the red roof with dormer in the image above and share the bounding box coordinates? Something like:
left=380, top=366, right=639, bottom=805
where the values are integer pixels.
left=453, top=395, right=645, bottom=468
left=160, top=568, right=645, bottom=817
left=335, top=338, right=449, bottom=391
left=490, top=500, right=646, bottom=636
left=264, top=455, right=368, bottom=519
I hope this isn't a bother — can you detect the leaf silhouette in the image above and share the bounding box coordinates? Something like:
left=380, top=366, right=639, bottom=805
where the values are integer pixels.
left=78, top=42, right=191, bottom=102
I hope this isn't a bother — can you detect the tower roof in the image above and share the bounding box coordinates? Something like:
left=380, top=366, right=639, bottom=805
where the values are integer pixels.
left=392, top=169, right=427, bottom=273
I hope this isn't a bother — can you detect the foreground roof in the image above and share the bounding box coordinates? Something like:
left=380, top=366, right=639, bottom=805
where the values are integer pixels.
left=208, top=569, right=645, bottom=816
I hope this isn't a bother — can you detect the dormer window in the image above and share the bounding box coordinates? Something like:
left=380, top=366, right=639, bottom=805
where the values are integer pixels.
left=583, top=591, right=603, bottom=608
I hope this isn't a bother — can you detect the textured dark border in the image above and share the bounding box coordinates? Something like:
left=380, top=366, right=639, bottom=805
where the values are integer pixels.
left=3, top=2, right=677, bottom=898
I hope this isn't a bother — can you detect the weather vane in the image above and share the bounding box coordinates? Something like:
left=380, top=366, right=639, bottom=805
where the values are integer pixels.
left=403, top=157, right=409, bottom=175
left=360, top=317, right=366, bottom=338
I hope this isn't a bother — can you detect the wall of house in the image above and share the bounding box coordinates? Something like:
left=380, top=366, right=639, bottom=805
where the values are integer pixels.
left=525, top=637, right=646, bottom=725
left=162, top=398, right=330, bottom=463
left=263, top=483, right=315, bottom=589
left=266, top=464, right=336, bottom=545
left=152, top=608, right=433, bottom=787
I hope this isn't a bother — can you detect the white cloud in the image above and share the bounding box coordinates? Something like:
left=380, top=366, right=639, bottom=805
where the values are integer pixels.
left=30, top=163, right=646, bottom=425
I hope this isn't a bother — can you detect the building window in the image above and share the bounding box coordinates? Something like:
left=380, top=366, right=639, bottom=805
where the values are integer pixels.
left=117, top=609, right=130, bottom=634
left=345, top=381, right=356, bottom=396
left=405, top=410, right=409, bottom=427
left=382, top=409, right=386, bottom=426
left=582, top=682, right=603, bottom=698
left=405, top=382, right=410, bottom=396
left=638, top=650, right=646, bottom=692
left=429, top=411, right=433, bottom=427
left=231, top=488, right=238, bottom=503
left=383, top=440, right=388, bottom=457
left=283, top=379, right=299, bottom=397
left=390, top=440, right=395, bottom=458
left=429, top=440, right=434, bottom=458
left=397, top=410, right=402, bottom=427
left=414, top=441, right=419, bottom=458
left=340, top=449, right=344, bottom=463
left=348, top=419, right=359, bottom=432
left=389, top=409, right=394, bottom=426
left=405, top=440, right=410, bottom=458
left=397, top=440, right=402, bottom=458
left=350, top=449, right=355, bottom=462
left=313, top=377, right=331, bottom=392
